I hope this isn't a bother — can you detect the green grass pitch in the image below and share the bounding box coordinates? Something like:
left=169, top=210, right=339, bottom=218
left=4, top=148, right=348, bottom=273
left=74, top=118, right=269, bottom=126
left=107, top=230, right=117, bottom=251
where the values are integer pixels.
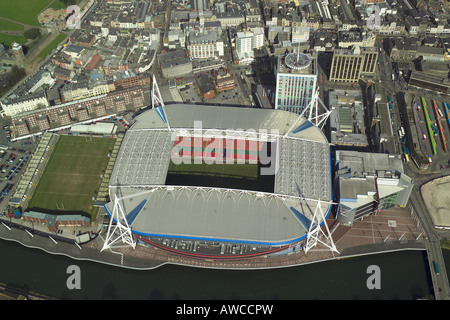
left=167, top=160, right=259, bottom=179
left=27, top=135, right=116, bottom=219
left=0, top=0, right=54, bottom=27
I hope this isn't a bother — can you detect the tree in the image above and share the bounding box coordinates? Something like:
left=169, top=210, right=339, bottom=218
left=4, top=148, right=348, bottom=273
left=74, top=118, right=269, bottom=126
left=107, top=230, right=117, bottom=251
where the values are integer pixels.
left=0, top=66, right=26, bottom=96
left=24, top=28, right=41, bottom=40
left=60, top=0, right=80, bottom=5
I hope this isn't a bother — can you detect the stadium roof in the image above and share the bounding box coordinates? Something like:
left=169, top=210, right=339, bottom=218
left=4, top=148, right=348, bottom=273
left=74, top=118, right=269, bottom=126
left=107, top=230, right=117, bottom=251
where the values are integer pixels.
left=106, top=105, right=333, bottom=245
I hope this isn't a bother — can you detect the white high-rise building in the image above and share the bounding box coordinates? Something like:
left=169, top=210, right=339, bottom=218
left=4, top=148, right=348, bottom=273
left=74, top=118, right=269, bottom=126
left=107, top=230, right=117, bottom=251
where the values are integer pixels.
left=250, top=27, right=264, bottom=48
left=235, top=27, right=265, bottom=64
left=274, top=52, right=317, bottom=115
left=291, top=26, right=310, bottom=43
left=236, top=28, right=265, bottom=54
left=236, top=31, right=254, bottom=54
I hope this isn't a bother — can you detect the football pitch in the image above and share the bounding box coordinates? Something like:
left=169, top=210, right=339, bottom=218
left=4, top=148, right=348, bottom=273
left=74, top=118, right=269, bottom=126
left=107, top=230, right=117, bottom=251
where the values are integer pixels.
left=167, top=160, right=259, bottom=179
left=166, top=160, right=275, bottom=193
left=27, top=135, right=116, bottom=219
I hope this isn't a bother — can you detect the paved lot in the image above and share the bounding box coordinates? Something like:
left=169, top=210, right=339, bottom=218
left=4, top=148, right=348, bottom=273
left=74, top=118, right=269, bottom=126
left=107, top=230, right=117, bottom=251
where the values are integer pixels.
left=421, top=176, right=450, bottom=229
left=335, top=206, right=425, bottom=251
left=83, top=206, right=426, bottom=270
left=0, top=136, right=38, bottom=214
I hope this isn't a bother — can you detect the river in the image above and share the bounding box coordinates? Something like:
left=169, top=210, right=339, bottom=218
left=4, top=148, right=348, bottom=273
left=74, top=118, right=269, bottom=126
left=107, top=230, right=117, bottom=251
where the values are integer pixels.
left=1, top=238, right=446, bottom=300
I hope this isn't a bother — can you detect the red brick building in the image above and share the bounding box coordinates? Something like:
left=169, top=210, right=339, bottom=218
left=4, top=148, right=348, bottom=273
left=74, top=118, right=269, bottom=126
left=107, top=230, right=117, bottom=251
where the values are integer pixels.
left=196, top=73, right=215, bottom=100
left=11, top=87, right=146, bottom=138
left=214, top=68, right=236, bottom=92
left=86, top=54, right=101, bottom=71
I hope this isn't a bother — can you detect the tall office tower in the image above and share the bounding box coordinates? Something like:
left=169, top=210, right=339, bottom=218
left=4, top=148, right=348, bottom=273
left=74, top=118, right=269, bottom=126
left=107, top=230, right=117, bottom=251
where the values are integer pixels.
left=329, top=47, right=378, bottom=82
left=274, top=52, right=317, bottom=115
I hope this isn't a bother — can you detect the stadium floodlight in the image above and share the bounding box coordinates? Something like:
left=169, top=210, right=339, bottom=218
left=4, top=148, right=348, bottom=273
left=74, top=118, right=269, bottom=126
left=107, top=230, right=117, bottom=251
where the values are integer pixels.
left=101, top=191, right=136, bottom=252
left=304, top=198, right=339, bottom=254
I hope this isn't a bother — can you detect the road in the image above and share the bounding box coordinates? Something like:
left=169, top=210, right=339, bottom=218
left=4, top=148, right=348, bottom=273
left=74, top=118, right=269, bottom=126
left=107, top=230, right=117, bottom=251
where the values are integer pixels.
left=403, top=161, right=450, bottom=300
left=378, top=36, right=450, bottom=299
left=408, top=183, right=450, bottom=300
left=320, top=36, right=450, bottom=299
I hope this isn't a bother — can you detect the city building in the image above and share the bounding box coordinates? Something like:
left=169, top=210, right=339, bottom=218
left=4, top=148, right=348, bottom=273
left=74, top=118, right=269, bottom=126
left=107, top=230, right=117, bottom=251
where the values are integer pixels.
left=186, top=30, right=224, bottom=59
left=408, top=70, right=450, bottom=94
left=22, top=211, right=91, bottom=232
left=214, top=68, right=236, bottom=92
left=274, top=52, right=317, bottom=114
left=335, top=150, right=413, bottom=226
left=235, top=27, right=265, bottom=64
left=329, top=47, right=378, bottom=82
left=196, top=73, right=215, bottom=99
left=291, top=26, right=310, bottom=44
left=328, top=89, right=368, bottom=147
left=10, top=87, right=147, bottom=139
left=61, top=80, right=112, bottom=102
left=158, top=50, right=193, bottom=78
left=0, top=42, right=25, bottom=67
left=0, top=92, right=49, bottom=117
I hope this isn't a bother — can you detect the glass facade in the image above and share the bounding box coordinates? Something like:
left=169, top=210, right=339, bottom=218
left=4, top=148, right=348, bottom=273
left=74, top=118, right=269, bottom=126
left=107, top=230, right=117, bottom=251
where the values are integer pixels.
left=379, top=192, right=399, bottom=211
left=275, top=74, right=316, bottom=115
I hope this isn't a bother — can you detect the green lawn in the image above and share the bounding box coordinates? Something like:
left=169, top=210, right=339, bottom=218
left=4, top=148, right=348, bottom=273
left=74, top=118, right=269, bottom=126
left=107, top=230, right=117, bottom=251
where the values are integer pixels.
left=35, top=33, right=66, bottom=60
left=441, top=238, right=450, bottom=250
left=48, top=0, right=67, bottom=9
left=0, top=0, right=53, bottom=27
left=27, top=135, right=117, bottom=219
left=0, top=18, right=24, bottom=31
left=0, top=33, right=27, bottom=48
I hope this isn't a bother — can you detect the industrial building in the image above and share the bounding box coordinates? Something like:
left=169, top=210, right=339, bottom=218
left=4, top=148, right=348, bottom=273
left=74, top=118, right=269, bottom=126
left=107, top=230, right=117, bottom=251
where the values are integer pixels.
left=408, top=70, right=450, bottom=94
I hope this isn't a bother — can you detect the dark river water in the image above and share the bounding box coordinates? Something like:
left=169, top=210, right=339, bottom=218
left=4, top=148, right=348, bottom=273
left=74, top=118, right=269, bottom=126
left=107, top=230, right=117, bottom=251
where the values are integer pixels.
left=1, top=239, right=445, bottom=300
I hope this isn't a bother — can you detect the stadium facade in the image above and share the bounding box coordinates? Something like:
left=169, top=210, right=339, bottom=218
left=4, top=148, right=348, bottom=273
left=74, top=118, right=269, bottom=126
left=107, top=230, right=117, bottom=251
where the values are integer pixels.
left=102, top=104, right=336, bottom=259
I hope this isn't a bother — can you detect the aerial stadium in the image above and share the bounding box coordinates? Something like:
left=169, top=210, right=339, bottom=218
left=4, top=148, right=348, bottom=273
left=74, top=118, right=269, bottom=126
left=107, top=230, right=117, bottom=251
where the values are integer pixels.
left=101, top=81, right=336, bottom=260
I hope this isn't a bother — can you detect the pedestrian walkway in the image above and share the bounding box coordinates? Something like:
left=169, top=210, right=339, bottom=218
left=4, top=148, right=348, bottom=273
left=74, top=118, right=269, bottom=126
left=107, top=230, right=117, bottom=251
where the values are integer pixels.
left=169, top=87, right=183, bottom=102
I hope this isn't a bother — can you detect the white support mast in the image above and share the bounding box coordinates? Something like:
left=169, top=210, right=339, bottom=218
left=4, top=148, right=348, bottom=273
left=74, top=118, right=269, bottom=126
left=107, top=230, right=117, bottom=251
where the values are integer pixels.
left=300, top=85, right=333, bottom=130
left=101, top=190, right=136, bottom=252
left=304, top=199, right=339, bottom=254
left=152, top=74, right=170, bottom=130
left=284, top=85, right=334, bottom=138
